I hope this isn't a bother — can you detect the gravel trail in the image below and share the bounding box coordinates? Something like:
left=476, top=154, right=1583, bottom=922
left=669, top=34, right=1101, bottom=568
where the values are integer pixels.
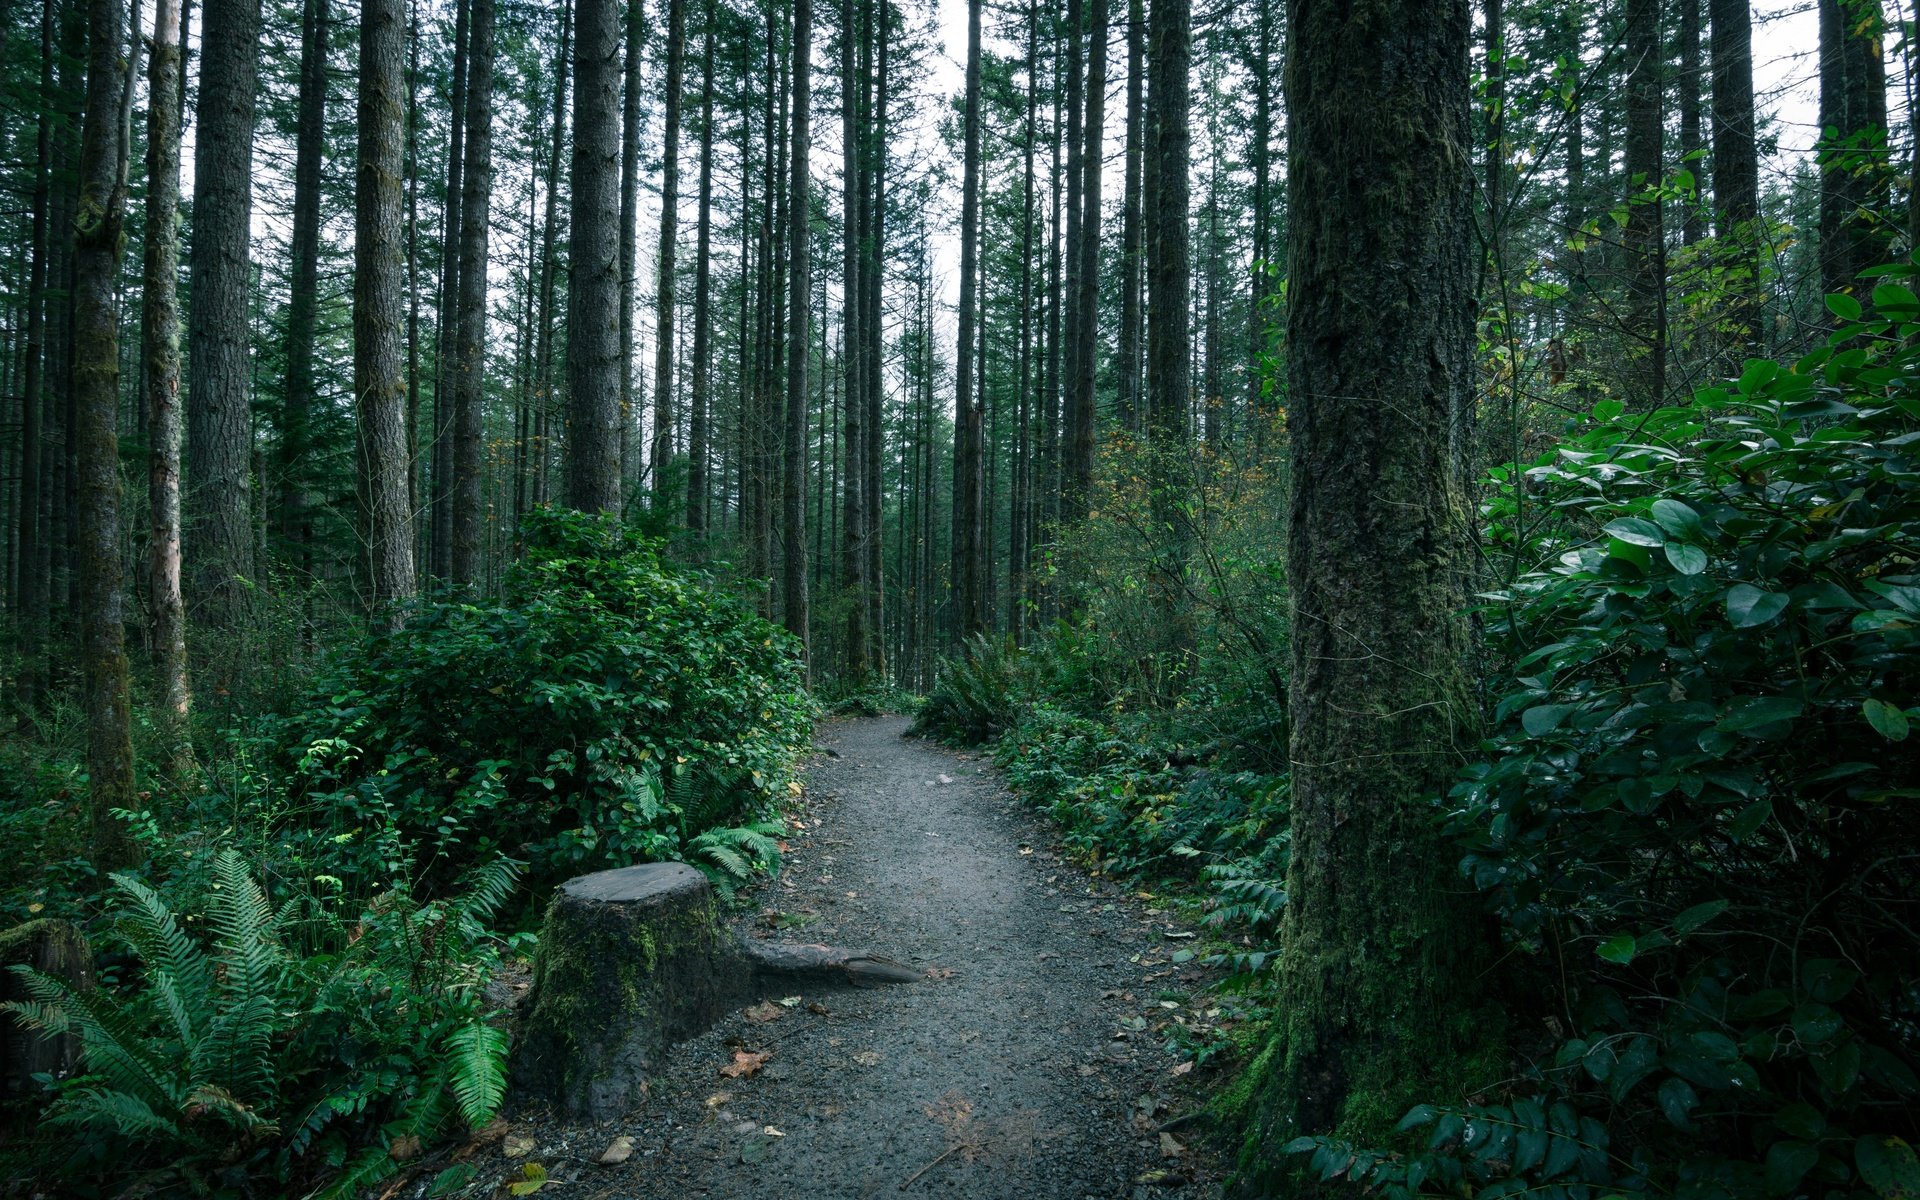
left=501, top=715, right=1225, bottom=1200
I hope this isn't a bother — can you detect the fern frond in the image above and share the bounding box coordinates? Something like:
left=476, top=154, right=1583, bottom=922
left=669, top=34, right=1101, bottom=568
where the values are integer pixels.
left=449, top=855, right=522, bottom=930
left=44, top=1086, right=187, bottom=1142
left=445, top=1019, right=509, bottom=1128
left=199, top=852, right=286, bottom=1106
left=108, top=871, right=214, bottom=1035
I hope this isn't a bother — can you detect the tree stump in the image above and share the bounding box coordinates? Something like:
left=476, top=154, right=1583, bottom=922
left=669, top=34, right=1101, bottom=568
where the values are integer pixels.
left=511, top=863, right=913, bottom=1119
left=1, top=919, right=94, bottom=1098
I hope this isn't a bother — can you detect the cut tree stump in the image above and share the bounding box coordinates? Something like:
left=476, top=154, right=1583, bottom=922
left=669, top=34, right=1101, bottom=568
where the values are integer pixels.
left=511, top=862, right=914, bottom=1118
left=1, top=919, right=94, bottom=1097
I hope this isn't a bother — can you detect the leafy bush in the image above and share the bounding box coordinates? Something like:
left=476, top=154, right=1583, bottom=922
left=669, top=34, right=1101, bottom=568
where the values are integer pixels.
left=1286, top=273, right=1920, bottom=1197
left=261, top=508, right=813, bottom=893
left=910, top=633, right=1021, bottom=745
left=2, top=851, right=518, bottom=1197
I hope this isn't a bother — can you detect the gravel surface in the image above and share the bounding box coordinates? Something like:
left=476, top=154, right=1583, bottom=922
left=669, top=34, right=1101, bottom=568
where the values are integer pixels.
left=467, top=715, right=1226, bottom=1200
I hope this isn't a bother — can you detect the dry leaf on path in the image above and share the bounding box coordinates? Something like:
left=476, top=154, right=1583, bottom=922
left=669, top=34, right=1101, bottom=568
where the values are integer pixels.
left=503, top=1133, right=536, bottom=1158
left=1160, top=1131, right=1185, bottom=1158
left=387, top=1134, right=420, bottom=1161
left=924, top=965, right=957, bottom=980
left=721, top=1049, right=772, bottom=1078
left=744, top=1000, right=784, bottom=1022
left=598, top=1135, right=635, bottom=1165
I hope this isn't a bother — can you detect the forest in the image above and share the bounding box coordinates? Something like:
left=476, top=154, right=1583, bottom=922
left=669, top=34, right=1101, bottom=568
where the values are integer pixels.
left=0, top=0, right=1917, bottom=1190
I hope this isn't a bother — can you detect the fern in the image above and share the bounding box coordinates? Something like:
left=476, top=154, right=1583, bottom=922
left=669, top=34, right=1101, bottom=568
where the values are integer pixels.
left=687, top=820, right=785, bottom=889
left=445, top=1018, right=510, bottom=1127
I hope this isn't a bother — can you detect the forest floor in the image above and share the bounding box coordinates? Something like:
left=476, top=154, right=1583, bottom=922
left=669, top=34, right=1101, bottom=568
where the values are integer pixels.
left=455, top=715, right=1227, bottom=1200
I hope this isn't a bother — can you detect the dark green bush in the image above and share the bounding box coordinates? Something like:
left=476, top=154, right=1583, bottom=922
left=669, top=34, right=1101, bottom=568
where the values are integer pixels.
left=262, top=509, right=812, bottom=894
left=1286, top=273, right=1920, bottom=1197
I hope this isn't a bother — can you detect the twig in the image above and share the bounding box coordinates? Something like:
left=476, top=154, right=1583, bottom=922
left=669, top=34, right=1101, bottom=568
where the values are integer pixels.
left=899, top=1141, right=982, bottom=1191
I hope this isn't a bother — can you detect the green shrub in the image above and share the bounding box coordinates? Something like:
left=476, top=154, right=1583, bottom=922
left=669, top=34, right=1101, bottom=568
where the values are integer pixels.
left=2, top=851, right=517, bottom=1197
left=910, top=633, right=1020, bottom=745
left=1284, top=272, right=1920, bottom=1197
left=261, top=508, right=813, bottom=894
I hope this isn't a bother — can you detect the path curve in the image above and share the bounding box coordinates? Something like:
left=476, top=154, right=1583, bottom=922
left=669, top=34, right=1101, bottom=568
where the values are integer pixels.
left=509, top=715, right=1223, bottom=1199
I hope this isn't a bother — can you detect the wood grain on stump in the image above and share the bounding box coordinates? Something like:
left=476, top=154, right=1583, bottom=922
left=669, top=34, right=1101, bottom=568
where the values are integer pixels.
left=511, top=862, right=913, bottom=1119
left=1, top=919, right=94, bottom=1097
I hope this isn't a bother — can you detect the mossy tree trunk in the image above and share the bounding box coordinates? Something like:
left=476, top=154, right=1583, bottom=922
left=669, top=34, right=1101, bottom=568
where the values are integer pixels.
left=1242, top=0, right=1495, bottom=1178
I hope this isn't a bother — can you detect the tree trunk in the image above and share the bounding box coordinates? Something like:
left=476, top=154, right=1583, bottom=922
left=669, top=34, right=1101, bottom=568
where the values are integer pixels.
left=431, top=0, right=468, bottom=578
left=1118, top=0, right=1144, bottom=434
left=144, top=0, right=191, bottom=755
left=1247, top=0, right=1492, bottom=1164
left=356, top=0, right=418, bottom=611
left=187, top=0, right=260, bottom=632
left=1066, top=0, right=1105, bottom=517
left=949, top=0, right=985, bottom=639
left=451, top=0, right=495, bottom=584
left=1710, top=0, right=1759, bottom=348
left=278, top=0, right=328, bottom=572
left=653, top=0, right=687, bottom=496
left=73, top=0, right=137, bottom=869
left=1677, top=0, right=1704, bottom=246
left=569, top=0, right=625, bottom=513
left=1819, top=0, right=1890, bottom=305
left=841, top=0, right=869, bottom=676
left=784, top=0, right=812, bottom=655
left=1623, top=0, right=1665, bottom=405
left=1144, top=0, right=1190, bottom=637
left=688, top=0, right=715, bottom=531
left=862, top=2, right=885, bottom=674
left=16, top=0, right=55, bottom=709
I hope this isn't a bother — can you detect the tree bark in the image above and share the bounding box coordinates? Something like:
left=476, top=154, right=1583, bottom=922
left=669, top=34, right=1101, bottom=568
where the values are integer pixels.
left=73, top=0, right=137, bottom=868
left=1249, top=0, right=1492, bottom=1161
left=1677, top=0, right=1705, bottom=246
left=841, top=0, right=869, bottom=676
left=431, top=0, right=468, bottom=578
left=1117, top=0, right=1144, bottom=434
left=451, top=0, right=495, bottom=583
left=1144, top=0, right=1190, bottom=640
left=1710, top=0, right=1759, bottom=349
left=1066, top=0, right=1106, bottom=518
left=1818, top=0, right=1891, bottom=305
left=619, top=0, right=645, bottom=489
left=949, top=0, right=985, bottom=639
left=688, top=0, right=715, bottom=531
left=356, top=0, right=418, bottom=611
left=16, top=0, right=55, bottom=709
left=653, top=0, right=688, bottom=495
left=784, top=0, right=812, bottom=655
left=1623, top=0, right=1666, bottom=405
left=144, top=0, right=191, bottom=754
left=187, top=0, right=261, bottom=631
left=278, top=0, right=329, bottom=572
left=569, top=0, right=625, bottom=513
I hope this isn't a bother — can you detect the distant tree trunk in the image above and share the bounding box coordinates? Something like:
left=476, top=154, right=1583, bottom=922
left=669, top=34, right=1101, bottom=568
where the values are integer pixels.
left=862, top=1, right=886, bottom=673
left=949, top=0, right=985, bottom=639
left=1117, top=0, right=1144, bottom=434
left=356, top=0, right=418, bottom=610
left=840, top=0, right=868, bottom=676
left=451, top=0, right=495, bottom=583
left=1247, top=0, right=1492, bottom=1161
left=1246, top=0, right=1277, bottom=434
left=1010, top=0, right=1039, bottom=628
left=1819, top=0, right=1890, bottom=304
left=619, top=0, right=644, bottom=489
left=1710, top=0, right=1759, bottom=347
left=432, top=0, right=469, bottom=577
left=1144, top=0, right=1190, bottom=619
left=1066, top=0, right=1106, bottom=515
left=16, top=0, right=55, bottom=709
left=569, top=0, right=625, bottom=512
left=187, top=0, right=261, bottom=631
left=653, top=0, right=687, bottom=496
left=532, top=0, right=571, bottom=513
left=74, top=0, right=137, bottom=868
left=1623, top=0, right=1666, bottom=405
left=144, top=0, right=191, bottom=755
left=278, top=0, right=328, bottom=573
left=688, top=0, right=715, bottom=531
left=1058, top=0, right=1085, bottom=524
left=1677, top=0, right=1704, bottom=245
left=783, top=0, right=812, bottom=654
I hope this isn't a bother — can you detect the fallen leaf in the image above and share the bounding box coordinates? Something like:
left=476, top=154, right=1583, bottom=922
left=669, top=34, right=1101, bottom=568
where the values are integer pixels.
left=744, top=1000, right=784, bottom=1022
left=852, top=1050, right=882, bottom=1067
left=1160, top=1132, right=1185, bottom=1158
left=762, top=1125, right=785, bottom=1137
left=503, top=1134, right=536, bottom=1158
left=507, top=1162, right=548, bottom=1195
left=925, top=965, right=957, bottom=980
left=705, top=1091, right=733, bottom=1109
left=739, top=1131, right=778, bottom=1164
left=807, top=1001, right=831, bottom=1015
left=389, top=1134, right=421, bottom=1162
left=778, top=995, right=802, bottom=1007
left=598, top=1136, right=635, bottom=1165
left=722, top=1050, right=772, bottom=1078
left=1171, top=1060, right=1195, bottom=1076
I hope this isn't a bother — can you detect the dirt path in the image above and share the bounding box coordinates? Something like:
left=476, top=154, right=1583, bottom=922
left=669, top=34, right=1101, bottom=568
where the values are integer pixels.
left=502, top=716, right=1225, bottom=1199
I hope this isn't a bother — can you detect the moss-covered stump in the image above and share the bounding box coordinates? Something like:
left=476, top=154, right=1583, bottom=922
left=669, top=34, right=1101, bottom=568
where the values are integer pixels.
left=511, top=863, right=914, bottom=1119
left=1, top=919, right=94, bottom=1098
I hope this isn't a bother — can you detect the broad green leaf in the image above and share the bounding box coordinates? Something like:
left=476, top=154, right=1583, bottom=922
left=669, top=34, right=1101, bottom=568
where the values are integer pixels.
left=1858, top=1135, right=1920, bottom=1199
left=1671, top=899, right=1729, bottom=935
left=1522, top=704, right=1577, bottom=736
left=1766, top=1140, right=1820, bottom=1195
left=1650, top=497, right=1703, bottom=538
left=1727, top=583, right=1789, bottom=627
left=1658, top=1076, right=1698, bottom=1128
left=1864, top=699, right=1910, bottom=741
left=1664, top=542, right=1708, bottom=575
left=1597, top=933, right=1637, bottom=964
left=1717, top=695, right=1803, bottom=732
left=1603, top=517, right=1666, bottom=547
left=1826, top=292, right=1864, bottom=321
left=1737, top=359, right=1778, bottom=395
